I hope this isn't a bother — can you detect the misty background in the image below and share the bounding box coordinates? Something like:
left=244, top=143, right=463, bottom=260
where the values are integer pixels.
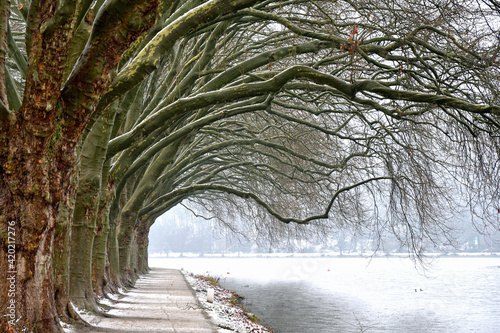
left=149, top=203, right=500, bottom=256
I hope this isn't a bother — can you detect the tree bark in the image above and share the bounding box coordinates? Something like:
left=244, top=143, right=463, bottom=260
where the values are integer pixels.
left=92, top=167, right=115, bottom=297
left=0, top=0, right=160, bottom=330
left=92, top=210, right=110, bottom=297
left=107, top=202, right=124, bottom=291
left=135, top=219, right=152, bottom=274
left=0, top=118, right=80, bottom=333
left=0, top=1, right=80, bottom=330
left=69, top=107, right=116, bottom=311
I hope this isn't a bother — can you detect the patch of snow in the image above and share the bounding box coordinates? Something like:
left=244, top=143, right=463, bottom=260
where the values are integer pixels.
left=183, top=271, right=272, bottom=333
left=107, top=292, right=119, bottom=300
left=97, top=297, right=116, bottom=307
left=59, top=319, right=75, bottom=333
left=71, top=303, right=102, bottom=327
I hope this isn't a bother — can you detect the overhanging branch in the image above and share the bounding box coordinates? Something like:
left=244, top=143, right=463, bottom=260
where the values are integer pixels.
left=140, top=177, right=392, bottom=224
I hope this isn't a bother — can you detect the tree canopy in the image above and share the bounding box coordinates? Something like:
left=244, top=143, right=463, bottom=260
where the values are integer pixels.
left=1, top=0, right=499, bottom=331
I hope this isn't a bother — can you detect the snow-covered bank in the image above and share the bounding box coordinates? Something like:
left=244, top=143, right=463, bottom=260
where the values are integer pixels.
left=184, top=271, right=272, bottom=333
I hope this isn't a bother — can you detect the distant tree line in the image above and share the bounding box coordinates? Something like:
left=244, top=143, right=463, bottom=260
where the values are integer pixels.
left=149, top=207, right=500, bottom=255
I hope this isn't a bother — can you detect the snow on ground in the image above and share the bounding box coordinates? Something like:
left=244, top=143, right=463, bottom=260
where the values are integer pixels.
left=184, top=271, right=272, bottom=333
left=61, top=270, right=273, bottom=333
left=60, top=318, right=76, bottom=333
left=60, top=296, right=115, bottom=332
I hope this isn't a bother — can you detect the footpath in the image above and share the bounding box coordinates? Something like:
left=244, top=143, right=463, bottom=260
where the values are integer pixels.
left=75, top=268, right=217, bottom=332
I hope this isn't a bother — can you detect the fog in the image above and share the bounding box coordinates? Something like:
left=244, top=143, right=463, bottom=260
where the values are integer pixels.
left=148, top=205, right=500, bottom=256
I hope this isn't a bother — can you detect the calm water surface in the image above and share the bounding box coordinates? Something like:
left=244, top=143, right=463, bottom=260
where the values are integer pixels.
left=149, top=256, right=500, bottom=332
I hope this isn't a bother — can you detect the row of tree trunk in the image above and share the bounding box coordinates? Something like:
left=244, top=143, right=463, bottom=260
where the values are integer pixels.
left=0, top=1, right=262, bottom=331
left=2, top=1, right=500, bottom=332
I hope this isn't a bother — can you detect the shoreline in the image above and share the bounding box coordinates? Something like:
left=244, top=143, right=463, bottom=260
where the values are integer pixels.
left=183, top=271, right=273, bottom=332
left=151, top=251, right=500, bottom=259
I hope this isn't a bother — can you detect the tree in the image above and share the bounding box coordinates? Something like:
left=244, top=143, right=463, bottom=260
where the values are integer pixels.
left=1, top=0, right=499, bottom=332
left=0, top=0, right=261, bottom=331
left=109, top=0, right=500, bottom=264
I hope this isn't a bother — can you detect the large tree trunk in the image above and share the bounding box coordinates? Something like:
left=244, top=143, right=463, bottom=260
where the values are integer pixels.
left=117, top=212, right=138, bottom=286
left=117, top=212, right=136, bottom=285
left=69, top=162, right=100, bottom=311
left=0, top=1, right=80, bottom=329
left=92, top=139, right=118, bottom=297
left=53, top=188, right=76, bottom=322
left=70, top=108, right=116, bottom=310
left=107, top=201, right=124, bottom=292
left=0, top=1, right=159, bottom=330
left=69, top=223, right=99, bottom=311
left=0, top=130, right=80, bottom=333
left=92, top=215, right=110, bottom=297
left=136, top=219, right=152, bottom=274
left=92, top=184, right=114, bottom=297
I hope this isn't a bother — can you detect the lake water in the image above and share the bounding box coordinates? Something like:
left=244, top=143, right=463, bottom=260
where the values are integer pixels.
left=149, top=256, right=500, bottom=332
